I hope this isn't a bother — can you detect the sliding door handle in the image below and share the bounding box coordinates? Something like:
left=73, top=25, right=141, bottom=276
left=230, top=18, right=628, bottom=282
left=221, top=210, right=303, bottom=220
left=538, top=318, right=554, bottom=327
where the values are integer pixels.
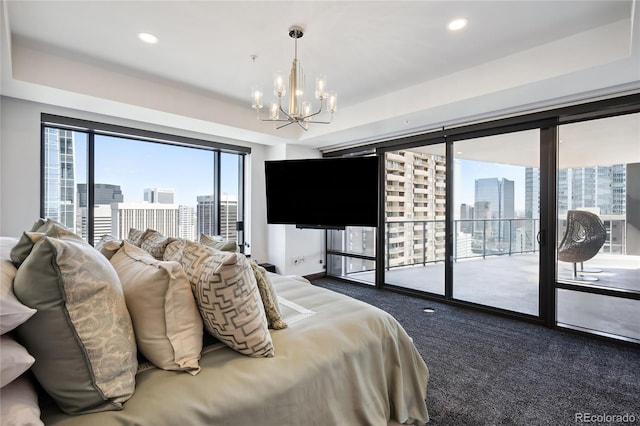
left=537, top=230, right=545, bottom=246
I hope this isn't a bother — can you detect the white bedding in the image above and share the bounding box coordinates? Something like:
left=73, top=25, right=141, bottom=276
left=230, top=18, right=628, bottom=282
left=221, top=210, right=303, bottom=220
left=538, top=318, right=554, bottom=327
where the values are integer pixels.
left=40, top=273, right=429, bottom=425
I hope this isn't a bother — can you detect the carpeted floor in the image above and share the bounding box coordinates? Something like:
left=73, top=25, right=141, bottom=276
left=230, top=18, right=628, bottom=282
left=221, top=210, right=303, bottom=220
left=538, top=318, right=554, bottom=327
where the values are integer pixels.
left=311, top=278, right=640, bottom=426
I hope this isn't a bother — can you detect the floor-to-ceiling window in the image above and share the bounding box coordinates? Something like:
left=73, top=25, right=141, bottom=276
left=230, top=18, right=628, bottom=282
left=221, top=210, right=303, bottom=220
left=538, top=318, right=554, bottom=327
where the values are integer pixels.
left=555, top=112, right=640, bottom=341
left=41, top=115, right=248, bottom=249
left=452, top=130, right=540, bottom=316
left=381, top=145, right=447, bottom=295
left=324, top=95, right=640, bottom=344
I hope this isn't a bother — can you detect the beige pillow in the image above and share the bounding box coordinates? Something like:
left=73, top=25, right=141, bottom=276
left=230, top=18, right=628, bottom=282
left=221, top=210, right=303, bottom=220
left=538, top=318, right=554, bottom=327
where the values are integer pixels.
left=250, top=261, right=287, bottom=330
left=94, top=234, right=123, bottom=260
left=140, top=230, right=176, bottom=260
left=110, top=242, right=203, bottom=374
left=12, top=233, right=137, bottom=414
left=179, top=241, right=273, bottom=357
left=199, top=233, right=238, bottom=252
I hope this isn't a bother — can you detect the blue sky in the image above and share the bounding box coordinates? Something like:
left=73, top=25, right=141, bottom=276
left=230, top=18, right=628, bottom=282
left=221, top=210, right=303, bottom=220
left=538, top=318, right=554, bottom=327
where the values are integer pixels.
left=74, top=132, right=526, bottom=213
left=75, top=134, right=240, bottom=206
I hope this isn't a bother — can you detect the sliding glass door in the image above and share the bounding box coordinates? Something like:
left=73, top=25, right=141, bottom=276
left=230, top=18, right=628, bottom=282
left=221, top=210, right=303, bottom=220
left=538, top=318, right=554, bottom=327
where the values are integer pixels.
left=383, top=145, right=446, bottom=295
left=452, top=130, right=540, bottom=315
left=555, top=112, right=640, bottom=340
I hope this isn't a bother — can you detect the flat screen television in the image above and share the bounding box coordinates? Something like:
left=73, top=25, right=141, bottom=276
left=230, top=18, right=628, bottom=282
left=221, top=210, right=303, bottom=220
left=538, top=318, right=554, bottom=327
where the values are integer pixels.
left=265, top=156, right=378, bottom=229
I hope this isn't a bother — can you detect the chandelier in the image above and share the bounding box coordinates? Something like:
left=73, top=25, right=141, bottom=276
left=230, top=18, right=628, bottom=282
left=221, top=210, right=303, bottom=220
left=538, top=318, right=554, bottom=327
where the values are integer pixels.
left=251, top=26, right=337, bottom=131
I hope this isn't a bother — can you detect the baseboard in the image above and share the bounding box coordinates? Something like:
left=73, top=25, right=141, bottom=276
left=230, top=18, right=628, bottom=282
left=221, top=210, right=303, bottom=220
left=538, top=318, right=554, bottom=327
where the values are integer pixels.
left=303, top=271, right=326, bottom=281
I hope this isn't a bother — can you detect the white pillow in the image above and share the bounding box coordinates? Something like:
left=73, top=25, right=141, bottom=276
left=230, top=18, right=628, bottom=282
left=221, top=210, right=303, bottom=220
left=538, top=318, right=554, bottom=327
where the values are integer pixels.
left=1, top=335, right=35, bottom=388
left=1, top=237, right=36, bottom=334
left=0, top=375, right=44, bottom=426
left=110, top=241, right=203, bottom=374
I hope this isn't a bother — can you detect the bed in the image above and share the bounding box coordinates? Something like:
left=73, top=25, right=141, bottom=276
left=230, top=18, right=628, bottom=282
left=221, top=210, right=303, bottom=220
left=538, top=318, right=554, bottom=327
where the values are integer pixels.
left=37, top=273, right=429, bottom=425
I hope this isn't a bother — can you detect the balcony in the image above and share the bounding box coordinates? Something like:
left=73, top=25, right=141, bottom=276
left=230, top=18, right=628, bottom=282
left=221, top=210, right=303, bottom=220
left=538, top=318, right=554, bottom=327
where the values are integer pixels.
left=329, top=218, right=640, bottom=341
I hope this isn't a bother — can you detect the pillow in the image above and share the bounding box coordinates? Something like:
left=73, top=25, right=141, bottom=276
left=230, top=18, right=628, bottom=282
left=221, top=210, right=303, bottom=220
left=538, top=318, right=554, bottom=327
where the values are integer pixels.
left=199, top=233, right=238, bottom=252
left=140, top=230, right=176, bottom=260
left=1, top=335, right=35, bottom=388
left=110, top=241, right=203, bottom=374
left=9, top=219, right=78, bottom=267
left=179, top=241, right=273, bottom=357
left=94, top=234, right=123, bottom=260
left=163, top=238, right=186, bottom=262
left=127, top=227, right=152, bottom=247
left=1, top=238, right=36, bottom=334
left=0, top=375, right=44, bottom=426
left=250, top=261, right=287, bottom=330
left=12, top=233, right=137, bottom=415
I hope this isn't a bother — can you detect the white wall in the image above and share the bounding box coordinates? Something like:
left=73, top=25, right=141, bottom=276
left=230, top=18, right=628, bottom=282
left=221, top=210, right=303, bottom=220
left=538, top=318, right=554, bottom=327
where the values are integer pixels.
left=263, top=144, right=325, bottom=277
left=0, top=96, right=280, bottom=263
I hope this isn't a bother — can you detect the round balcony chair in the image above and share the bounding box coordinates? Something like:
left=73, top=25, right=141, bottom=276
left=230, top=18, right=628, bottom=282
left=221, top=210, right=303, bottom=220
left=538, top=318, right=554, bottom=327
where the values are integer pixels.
left=558, top=210, right=606, bottom=281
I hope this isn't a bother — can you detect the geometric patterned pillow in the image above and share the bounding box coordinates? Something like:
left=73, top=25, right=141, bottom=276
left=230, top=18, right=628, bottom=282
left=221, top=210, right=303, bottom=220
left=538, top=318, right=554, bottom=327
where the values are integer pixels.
left=163, top=238, right=186, bottom=262
left=250, top=261, right=287, bottom=330
left=12, top=234, right=137, bottom=414
left=179, top=241, right=273, bottom=358
left=139, top=230, right=176, bottom=260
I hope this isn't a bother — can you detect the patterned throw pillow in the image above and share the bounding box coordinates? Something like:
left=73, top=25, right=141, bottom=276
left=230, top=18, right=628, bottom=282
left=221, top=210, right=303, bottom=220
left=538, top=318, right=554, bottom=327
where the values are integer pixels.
left=12, top=233, right=137, bottom=414
left=199, top=233, right=238, bottom=252
left=179, top=241, right=274, bottom=357
left=140, top=230, right=176, bottom=260
left=110, top=242, right=203, bottom=374
left=250, top=261, right=287, bottom=330
left=127, top=227, right=152, bottom=247
left=94, top=234, right=123, bottom=260
left=163, top=238, right=186, bottom=262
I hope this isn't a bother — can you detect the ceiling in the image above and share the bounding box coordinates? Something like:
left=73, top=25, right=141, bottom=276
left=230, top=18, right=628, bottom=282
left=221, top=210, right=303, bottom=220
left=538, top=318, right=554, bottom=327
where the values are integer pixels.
left=1, top=1, right=639, bottom=152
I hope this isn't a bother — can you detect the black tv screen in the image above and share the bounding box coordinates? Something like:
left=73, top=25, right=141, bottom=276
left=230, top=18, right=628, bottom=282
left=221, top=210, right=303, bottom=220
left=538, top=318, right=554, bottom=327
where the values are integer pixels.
left=265, top=156, right=378, bottom=229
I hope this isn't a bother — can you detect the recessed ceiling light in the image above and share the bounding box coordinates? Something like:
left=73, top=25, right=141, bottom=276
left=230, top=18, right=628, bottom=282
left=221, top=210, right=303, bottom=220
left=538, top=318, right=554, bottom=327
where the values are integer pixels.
left=448, top=18, right=468, bottom=31
left=138, top=32, right=158, bottom=44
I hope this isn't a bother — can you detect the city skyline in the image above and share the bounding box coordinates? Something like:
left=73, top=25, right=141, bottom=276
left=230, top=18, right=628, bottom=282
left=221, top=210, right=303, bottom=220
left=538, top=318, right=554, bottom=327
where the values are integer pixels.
left=75, top=134, right=241, bottom=207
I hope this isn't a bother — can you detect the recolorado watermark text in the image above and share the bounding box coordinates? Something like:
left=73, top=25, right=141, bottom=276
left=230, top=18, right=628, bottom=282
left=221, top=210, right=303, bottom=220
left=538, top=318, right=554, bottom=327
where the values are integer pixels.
left=575, top=412, right=637, bottom=423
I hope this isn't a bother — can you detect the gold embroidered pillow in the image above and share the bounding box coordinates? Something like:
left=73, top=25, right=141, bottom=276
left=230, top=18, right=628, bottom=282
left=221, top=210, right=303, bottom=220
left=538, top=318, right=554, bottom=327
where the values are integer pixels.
left=110, top=242, right=203, bottom=374
left=179, top=241, right=273, bottom=357
left=250, top=261, right=287, bottom=330
left=12, top=234, right=137, bottom=414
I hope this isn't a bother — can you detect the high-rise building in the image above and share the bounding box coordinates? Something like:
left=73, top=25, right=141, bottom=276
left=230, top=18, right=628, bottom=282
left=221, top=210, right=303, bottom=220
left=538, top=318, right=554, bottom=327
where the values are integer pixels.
left=384, top=150, right=446, bottom=267
left=178, top=205, right=196, bottom=241
left=459, top=203, right=474, bottom=234
left=473, top=177, right=515, bottom=253
left=111, top=203, right=179, bottom=240
left=43, top=128, right=76, bottom=231
left=197, top=195, right=216, bottom=237
left=557, top=165, right=626, bottom=215
left=144, top=188, right=175, bottom=204
left=77, top=183, right=124, bottom=243
left=77, top=183, right=124, bottom=208
left=220, top=195, right=238, bottom=241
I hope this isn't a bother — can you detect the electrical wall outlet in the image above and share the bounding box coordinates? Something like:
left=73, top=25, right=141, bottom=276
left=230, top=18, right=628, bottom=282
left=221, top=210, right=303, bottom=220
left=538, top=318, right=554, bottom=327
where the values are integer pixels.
left=291, top=256, right=306, bottom=265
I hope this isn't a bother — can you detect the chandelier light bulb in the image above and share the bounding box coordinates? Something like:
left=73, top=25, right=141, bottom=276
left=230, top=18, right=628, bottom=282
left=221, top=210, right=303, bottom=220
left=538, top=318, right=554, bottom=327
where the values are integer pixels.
left=251, top=87, right=263, bottom=110
left=274, top=73, right=285, bottom=97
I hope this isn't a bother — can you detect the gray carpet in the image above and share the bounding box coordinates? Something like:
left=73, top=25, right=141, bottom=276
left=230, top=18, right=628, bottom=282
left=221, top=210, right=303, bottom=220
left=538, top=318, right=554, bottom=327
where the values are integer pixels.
left=311, top=278, right=640, bottom=426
